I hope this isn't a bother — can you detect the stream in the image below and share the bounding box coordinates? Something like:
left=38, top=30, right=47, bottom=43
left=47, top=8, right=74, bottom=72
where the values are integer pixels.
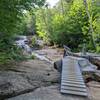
left=32, top=52, right=53, bottom=64
left=15, top=36, right=55, bottom=63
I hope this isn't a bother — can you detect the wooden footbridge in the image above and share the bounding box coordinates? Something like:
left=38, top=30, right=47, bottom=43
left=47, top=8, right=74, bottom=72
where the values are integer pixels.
left=60, top=56, right=88, bottom=96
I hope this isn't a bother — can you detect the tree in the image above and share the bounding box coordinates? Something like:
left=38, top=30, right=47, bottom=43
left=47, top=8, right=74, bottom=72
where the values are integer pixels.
left=83, top=0, right=96, bottom=50
left=37, top=0, right=88, bottom=50
left=36, top=0, right=100, bottom=52
left=0, top=0, right=45, bottom=64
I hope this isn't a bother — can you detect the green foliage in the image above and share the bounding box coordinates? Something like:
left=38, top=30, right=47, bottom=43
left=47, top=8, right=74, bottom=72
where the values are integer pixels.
left=30, top=54, right=36, bottom=59
left=36, top=0, right=100, bottom=52
left=0, top=0, right=45, bottom=65
left=0, top=45, right=25, bottom=65
left=36, top=0, right=85, bottom=49
left=31, top=36, right=37, bottom=46
left=20, top=10, right=36, bottom=35
left=92, top=0, right=100, bottom=50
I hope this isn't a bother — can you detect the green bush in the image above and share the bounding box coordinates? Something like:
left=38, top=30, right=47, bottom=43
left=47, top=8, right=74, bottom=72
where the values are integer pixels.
left=31, top=36, right=37, bottom=46
left=97, top=45, right=100, bottom=53
left=0, top=46, right=25, bottom=65
left=30, top=54, right=36, bottom=59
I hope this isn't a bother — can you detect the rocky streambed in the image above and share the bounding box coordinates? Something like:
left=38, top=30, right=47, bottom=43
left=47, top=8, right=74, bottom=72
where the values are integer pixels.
left=0, top=60, right=60, bottom=100
left=0, top=47, right=100, bottom=100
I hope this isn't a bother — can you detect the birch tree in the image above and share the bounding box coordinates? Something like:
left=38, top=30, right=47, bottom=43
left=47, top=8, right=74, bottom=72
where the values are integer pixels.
left=83, top=0, right=96, bottom=50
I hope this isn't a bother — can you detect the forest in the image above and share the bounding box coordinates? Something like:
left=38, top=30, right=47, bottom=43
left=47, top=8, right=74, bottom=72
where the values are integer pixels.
left=0, top=0, right=100, bottom=99
left=0, top=0, right=100, bottom=65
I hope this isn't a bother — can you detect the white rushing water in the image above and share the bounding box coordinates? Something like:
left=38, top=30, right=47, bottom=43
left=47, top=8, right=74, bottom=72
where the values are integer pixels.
left=32, top=52, right=53, bottom=64
left=15, top=36, right=32, bottom=54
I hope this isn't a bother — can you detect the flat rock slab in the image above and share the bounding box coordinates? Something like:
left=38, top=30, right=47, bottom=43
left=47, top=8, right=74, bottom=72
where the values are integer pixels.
left=7, top=85, right=88, bottom=100
left=87, top=81, right=100, bottom=100
left=0, top=72, right=34, bottom=98
left=0, top=60, right=59, bottom=99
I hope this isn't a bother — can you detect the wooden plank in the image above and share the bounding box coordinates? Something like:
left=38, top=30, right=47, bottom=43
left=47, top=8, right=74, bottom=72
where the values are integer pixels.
left=61, top=89, right=88, bottom=96
left=62, top=76, right=83, bottom=80
left=62, top=73, right=82, bottom=77
left=62, top=79, right=84, bottom=82
left=61, top=86, right=87, bottom=92
left=61, top=83, right=86, bottom=88
left=62, top=80, right=85, bottom=85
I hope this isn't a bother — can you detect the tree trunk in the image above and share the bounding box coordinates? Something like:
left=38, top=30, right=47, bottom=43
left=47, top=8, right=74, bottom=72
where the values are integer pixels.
left=61, top=0, right=64, bottom=16
left=83, top=0, right=96, bottom=50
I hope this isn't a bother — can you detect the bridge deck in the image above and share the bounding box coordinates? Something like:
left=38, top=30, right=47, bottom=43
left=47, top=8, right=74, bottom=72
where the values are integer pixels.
left=61, top=56, right=88, bottom=96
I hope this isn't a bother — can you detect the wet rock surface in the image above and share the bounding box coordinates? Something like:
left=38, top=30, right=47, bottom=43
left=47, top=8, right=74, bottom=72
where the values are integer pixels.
left=7, top=85, right=87, bottom=100
left=0, top=60, right=60, bottom=99
left=0, top=48, right=100, bottom=100
left=0, top=71, right=34, bottom=99
left=87, top=81, right=100, bottom=100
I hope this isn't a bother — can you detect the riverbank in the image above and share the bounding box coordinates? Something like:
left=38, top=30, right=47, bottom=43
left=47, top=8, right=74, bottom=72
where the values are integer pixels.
left=0, top=47, right=100, bottom=100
